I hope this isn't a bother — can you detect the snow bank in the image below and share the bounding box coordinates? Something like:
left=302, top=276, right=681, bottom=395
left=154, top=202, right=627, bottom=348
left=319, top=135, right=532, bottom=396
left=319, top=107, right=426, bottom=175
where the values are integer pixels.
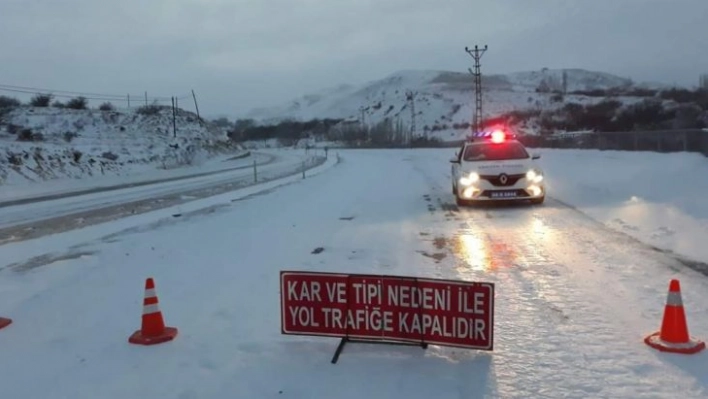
left=536, top=149, right=708, bottom=263
left=0, top=151, right=255, bottom=204
left=0, top=106, right=237, bottom=188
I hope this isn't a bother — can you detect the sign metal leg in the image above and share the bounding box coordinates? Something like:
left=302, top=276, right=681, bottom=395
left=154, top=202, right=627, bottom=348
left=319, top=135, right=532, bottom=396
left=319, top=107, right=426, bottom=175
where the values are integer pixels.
left=331, top=337, right=348, bottom=364
left=331, top=338, right=428, bottom=364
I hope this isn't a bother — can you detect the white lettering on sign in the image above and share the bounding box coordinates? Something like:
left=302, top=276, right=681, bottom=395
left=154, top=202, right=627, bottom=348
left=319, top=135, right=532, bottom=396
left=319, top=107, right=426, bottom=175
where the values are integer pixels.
left=325, top=282, right=347, bottom=303
left=288, top=306, right=320, bottom=327
left=398, top=313, right=487, bottom=341
left=282, top=272, right=493, bottom=350
left=475, top=319, right=486, bottom=340
left=287, top=281, right=298, bottom=301
left=351, top=280, right=383, bottom=305
left=318, top=308, right=396, bottom=332
left=321, top=307, right=344, bottom=329
left=458, top=289, right=485, bottom=314
left=387, top=285, right=451, bottom=311
left=287, top=281, right=323, bottom=302
left=473, top=292, right=484, bottom=314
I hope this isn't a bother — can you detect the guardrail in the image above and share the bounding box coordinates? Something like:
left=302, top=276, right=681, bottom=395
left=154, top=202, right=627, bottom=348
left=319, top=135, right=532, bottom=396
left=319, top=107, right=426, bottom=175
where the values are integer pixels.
left=250, top=155, right=327, bottom=184
left=0, top=154, right=330, bottom=244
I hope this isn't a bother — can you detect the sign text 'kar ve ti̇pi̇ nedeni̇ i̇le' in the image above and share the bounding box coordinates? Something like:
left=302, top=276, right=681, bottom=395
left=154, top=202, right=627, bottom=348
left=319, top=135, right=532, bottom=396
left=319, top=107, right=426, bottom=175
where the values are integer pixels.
left=280, top=271, right=494, bottom=363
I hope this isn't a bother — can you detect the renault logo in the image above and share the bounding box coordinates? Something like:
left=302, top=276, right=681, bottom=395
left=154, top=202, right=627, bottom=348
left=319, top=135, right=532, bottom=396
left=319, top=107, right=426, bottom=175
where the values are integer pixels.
left=499, top=174, right=508, bottom=185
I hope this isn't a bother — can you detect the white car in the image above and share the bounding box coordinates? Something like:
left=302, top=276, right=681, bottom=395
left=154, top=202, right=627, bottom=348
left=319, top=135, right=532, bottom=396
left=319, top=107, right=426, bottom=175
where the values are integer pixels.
left=450, top=130, right=545, bottom=206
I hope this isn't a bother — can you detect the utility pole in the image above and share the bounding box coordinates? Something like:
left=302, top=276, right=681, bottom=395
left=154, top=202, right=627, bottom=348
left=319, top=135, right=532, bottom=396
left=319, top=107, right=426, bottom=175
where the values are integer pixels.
left=405, top=90, right=417, bottom=145
left=191, top=90, right=201, bottom=123
left=358, top=106, right=367, bottom=142
left=359, top=106, right=367, bottom=134
left=465, top=44, right=488, bottom=134
left=171, top=97, right=177, bottom=138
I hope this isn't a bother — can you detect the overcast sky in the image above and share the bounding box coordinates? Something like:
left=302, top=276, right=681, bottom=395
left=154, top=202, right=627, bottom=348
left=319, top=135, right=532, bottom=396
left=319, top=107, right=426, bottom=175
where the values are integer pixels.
left=1, top=0, right=706, bottom=119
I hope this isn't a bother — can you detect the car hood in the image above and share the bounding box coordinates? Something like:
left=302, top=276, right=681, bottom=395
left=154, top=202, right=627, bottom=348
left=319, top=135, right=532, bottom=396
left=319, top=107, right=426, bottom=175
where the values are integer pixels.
left=461, top=159, right=535, bottom=175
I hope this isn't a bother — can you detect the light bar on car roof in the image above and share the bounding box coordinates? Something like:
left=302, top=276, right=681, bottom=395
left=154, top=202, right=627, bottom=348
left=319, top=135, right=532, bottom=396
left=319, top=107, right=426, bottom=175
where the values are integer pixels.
left=469, top=129, right=517, bottom=142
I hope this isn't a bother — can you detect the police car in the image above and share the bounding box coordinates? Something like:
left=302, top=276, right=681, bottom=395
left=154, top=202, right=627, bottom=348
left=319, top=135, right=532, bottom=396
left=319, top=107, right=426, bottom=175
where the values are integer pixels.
left=450, top=129, right=545, bottom=206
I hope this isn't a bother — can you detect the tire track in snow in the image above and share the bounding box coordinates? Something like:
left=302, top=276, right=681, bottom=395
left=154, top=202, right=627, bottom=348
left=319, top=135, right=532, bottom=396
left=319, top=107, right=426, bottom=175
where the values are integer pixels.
left=548, top=197, right=708, bottom=276
left=410, top=155, right=602, bottom=395
left=412, top=150, right=708, bottom=276
left=421, top=198, right=609, bottom=397
left=410, top=153, right=708, bottom=398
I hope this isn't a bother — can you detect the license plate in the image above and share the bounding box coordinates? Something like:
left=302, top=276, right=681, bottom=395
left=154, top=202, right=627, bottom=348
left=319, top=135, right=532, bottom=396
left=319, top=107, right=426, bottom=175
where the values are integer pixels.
left=490, top=191, right=518, bottom=198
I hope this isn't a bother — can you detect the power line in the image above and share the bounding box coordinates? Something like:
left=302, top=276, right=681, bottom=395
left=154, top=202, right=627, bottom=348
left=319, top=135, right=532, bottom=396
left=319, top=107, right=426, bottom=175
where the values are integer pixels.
left=0, top=83, right=192, bottom=103
left=0, top=83, right=149, bottom=99
left=0, top=87, right=151, bottom=103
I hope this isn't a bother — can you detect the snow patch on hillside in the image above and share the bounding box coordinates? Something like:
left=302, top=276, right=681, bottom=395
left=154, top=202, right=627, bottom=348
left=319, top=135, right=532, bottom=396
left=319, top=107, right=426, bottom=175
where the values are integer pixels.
left=0, top=106, right=239, bottom=187
left=245, top=68, right=677, bottom=140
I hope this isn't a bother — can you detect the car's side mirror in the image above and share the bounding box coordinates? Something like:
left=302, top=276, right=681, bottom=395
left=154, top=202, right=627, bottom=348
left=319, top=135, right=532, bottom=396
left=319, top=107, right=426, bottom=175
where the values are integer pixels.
left=532, top=154, right=541, bottom=160
left=449, top=157, right=460, bottom=163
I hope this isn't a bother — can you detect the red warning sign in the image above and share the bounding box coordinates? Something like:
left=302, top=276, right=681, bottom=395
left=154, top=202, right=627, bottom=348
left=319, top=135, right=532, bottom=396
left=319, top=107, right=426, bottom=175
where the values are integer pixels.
left=280, top=271, right=494, bottom=350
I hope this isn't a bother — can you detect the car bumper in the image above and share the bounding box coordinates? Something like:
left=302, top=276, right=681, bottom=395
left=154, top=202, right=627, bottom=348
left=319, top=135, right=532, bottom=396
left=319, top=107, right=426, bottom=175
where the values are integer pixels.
left=456, top=182, right=545, bottom=201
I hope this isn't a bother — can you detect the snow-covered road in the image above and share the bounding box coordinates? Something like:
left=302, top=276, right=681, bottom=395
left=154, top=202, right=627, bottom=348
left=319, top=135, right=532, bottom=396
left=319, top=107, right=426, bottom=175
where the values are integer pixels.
left=0, top=151, right=269, bottom=207
left=0, top=149, right=325, bottom=244
left=0, top=149, right=706, bottom=398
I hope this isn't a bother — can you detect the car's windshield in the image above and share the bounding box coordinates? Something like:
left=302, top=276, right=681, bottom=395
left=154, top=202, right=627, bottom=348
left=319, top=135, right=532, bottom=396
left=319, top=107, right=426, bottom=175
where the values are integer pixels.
left=462, top=141, right=530, bottom=161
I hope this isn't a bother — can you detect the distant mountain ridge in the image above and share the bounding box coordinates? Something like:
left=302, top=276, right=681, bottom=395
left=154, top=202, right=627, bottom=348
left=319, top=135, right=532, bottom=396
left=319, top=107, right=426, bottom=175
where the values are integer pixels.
left=245, top=68, right=680, bottom=140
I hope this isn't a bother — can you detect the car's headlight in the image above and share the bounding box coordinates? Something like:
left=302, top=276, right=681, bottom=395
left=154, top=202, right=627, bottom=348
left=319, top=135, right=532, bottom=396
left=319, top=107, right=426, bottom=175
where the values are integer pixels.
left=526, top=169, right=544, bottom=184
left=459, top=172, right=480, bottom=186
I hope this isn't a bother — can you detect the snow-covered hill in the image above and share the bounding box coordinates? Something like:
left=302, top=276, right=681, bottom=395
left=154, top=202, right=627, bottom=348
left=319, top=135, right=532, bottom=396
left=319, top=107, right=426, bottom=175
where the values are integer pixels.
left=245, top=68, right=676, bottom=141
left=0, top=105, right=238, bottom=186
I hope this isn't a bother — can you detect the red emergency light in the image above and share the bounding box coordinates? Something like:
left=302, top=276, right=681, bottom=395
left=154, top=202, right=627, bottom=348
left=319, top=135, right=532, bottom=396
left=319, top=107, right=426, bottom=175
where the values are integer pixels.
left=469, top=128, right=516, bottom=143
left=490, top=130, right=506, bottom=143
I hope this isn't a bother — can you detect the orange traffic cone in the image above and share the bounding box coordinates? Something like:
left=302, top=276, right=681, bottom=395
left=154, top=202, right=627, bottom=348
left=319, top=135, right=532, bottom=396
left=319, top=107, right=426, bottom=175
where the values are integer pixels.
left=0, top=317, right=11, bottom=330
left=129, top=277, right=178, bottom=345
left=645, top=279, right=705, bottom=354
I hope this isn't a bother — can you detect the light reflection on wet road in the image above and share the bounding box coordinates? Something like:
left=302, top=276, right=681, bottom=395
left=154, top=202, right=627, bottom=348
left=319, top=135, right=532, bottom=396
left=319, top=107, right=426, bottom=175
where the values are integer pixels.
left=408, top=149, right=708, bottom=397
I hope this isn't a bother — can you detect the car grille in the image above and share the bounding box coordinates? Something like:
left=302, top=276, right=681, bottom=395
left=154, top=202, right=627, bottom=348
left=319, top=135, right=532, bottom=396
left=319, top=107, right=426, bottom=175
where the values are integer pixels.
left=480, top=173, right=525, bottom=187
